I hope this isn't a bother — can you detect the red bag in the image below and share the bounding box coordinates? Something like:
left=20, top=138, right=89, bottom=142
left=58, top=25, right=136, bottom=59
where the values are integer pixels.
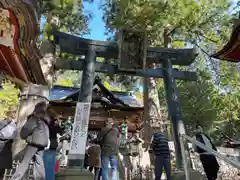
left=55, top=160, right=60, bottom=172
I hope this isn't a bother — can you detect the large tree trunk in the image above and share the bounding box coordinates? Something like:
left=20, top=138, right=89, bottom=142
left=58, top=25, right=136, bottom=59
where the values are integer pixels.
left=143, top=68, right=165, bottom=151
left=149, top=77, right=163, bottom=130
left=39, top=39, right=56, bottom=86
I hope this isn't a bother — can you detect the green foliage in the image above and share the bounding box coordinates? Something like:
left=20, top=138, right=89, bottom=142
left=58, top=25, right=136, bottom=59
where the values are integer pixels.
left=41, top=0, right=92, bottom=40
left=156, top=67, right=240, bottom=144
left=54, top=70, right=81, bottom=87
left=102, top=0, right=233, bottom=46
left=177, top=71, right=219, bottom=134
left=103, top=81, right=118, bottom=91
left=100, top=0, right=240, bottom=143
left=100, top=0, right=236, bottom=96
left=55, top=78, right=74, bottom=87
left=0, top=80, right=19, bottom=119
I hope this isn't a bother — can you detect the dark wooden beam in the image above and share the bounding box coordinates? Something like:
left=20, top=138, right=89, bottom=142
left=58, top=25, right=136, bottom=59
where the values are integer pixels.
left=54, top=31, right=198, bottom=66
left=55, top=59, right=197, bottom=81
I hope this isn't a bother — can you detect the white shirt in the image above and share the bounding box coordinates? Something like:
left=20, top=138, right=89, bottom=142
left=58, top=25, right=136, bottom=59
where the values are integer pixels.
left=0, top=121, right=17, bottom=140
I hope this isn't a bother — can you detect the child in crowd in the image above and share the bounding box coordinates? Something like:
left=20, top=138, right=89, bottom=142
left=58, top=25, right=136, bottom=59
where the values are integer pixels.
left=88, top=138, right=101, bottom=180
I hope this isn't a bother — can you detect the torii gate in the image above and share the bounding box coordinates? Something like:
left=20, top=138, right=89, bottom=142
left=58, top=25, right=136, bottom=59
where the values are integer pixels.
left=53, top=28, right=198, bottom=178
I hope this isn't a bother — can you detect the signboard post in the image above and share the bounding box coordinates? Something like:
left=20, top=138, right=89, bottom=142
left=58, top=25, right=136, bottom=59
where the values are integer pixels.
left=66, top=45, right=96, bottom=170
left=68, top=102, right=91, bottom=160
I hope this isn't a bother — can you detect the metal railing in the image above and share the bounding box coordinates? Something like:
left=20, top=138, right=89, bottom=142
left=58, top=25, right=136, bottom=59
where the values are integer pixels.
left=3, top=160, right=34, bottom=180
left=179, top=133, right=240, bottom=180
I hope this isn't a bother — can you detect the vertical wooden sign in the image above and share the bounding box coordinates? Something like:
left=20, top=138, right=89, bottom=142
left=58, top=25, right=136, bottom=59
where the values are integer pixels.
left=68, top=102, right=91, bottom=159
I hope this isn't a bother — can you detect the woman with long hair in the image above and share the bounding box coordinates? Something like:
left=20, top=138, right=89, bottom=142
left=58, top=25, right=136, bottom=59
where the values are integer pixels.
left=12, top=101, right=50, bottom=180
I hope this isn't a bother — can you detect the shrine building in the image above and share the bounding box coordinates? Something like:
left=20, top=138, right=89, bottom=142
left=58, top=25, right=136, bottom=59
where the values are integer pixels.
left=49, top=77, right=144, bottom=133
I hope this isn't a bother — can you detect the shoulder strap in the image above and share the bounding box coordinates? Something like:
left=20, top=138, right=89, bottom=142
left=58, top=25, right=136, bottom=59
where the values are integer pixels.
left=204, top=134, right=217, bottom=150
left=99, top=128, right=112, bottom=143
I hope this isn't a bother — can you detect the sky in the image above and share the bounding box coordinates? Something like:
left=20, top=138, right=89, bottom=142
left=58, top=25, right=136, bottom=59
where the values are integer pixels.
left=40, top=0, right=240, bottom=41
left=83, top=0, right=108, bottom=40
left=40, top=0, right=107, bottom=40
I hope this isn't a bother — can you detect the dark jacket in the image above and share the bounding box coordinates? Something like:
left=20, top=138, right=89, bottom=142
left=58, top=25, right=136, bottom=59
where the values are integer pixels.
left=98, top=125, right=120, bottom=156
left=21, top=115, right=50, bottom=148
left=0, top=120, right=14, bottom=169
left=48, top=121, right=64, bottom=149
left=151, top=132, right=170, bottom=156
left=195, top=133, right=217, bottom=154
left=87, top=144, right=101, bottom=167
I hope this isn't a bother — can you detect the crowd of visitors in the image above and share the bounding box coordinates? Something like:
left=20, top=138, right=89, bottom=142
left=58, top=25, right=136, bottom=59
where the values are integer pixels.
left=0, top=102, right=221, bottom=180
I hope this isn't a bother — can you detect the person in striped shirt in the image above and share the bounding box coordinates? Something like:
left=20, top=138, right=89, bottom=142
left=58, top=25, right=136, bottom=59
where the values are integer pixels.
left=151, top=132, right=171, bottom=180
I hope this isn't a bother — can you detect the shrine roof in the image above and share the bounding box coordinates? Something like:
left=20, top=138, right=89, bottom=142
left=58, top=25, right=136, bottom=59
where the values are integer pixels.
left=112, top=91, right=141, bottom=107
left=0, top=1, right=45, bottom=86
left=49, top=86, right=79, bottom=101
left=49, top=77, right=143, bottom=111
left=212, top=19, right=240, bottom=62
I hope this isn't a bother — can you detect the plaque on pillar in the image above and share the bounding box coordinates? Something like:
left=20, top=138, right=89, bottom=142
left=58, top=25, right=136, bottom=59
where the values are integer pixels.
left=68, top=102, right=91, bottom=159
left=118, top=28, right=147, bottom=71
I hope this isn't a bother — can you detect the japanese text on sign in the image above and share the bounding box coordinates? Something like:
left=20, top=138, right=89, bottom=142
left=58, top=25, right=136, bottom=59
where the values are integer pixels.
left=69, top=102, right=91, bottom=157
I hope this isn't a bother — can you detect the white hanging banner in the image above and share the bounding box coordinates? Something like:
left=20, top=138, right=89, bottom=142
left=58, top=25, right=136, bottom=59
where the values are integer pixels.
left=68, top=102, right=91, bottom=159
